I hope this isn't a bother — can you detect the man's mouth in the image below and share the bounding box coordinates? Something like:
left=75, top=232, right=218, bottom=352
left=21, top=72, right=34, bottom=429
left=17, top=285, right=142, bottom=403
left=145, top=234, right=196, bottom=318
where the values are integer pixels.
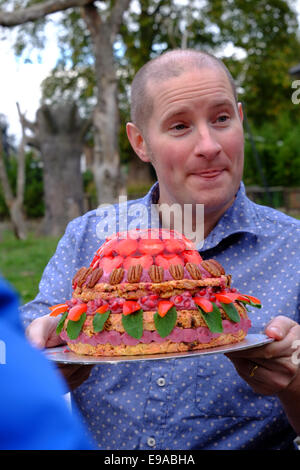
left=190, top=169, right=225, bottom=179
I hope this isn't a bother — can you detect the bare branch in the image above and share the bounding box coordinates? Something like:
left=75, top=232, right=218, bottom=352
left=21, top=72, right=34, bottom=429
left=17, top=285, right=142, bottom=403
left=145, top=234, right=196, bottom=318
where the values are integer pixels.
left=0, top=0, right=94, bottom=26
left=0, top=130, right=14, bottom=207
left=108, top=0, right=131, bottom=34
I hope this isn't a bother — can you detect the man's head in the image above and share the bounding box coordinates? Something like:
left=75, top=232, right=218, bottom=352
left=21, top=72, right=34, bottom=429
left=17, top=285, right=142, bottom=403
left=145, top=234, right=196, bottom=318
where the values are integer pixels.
left=126, top=49, right=244, bottom=232
left=130, top=49, right=238, bottom=136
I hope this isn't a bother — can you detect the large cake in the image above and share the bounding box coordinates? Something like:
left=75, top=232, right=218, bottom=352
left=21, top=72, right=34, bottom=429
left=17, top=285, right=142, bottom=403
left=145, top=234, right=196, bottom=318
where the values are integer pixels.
left=49, top=229, right=261, bottom=356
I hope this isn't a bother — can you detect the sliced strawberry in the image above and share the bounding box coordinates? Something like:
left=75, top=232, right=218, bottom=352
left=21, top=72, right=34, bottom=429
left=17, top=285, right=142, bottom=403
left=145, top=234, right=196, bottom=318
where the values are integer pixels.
left=157, top=300, right=174, bottom=317
left=123, top=300, right=141, bottom=316
left=139, top=238, right=164, bottom=255
left=49, top=303, right=69, bottom=317
left=68, top=303, right=87, bottom=321
left=194, top=297, right=213, bottom=312
left=164, top=238, right=186, bottom=253
left=95, top=304, right=110, bottom=314
left=183, top=250, right=202, bottom=265
left=123, top=254, right=153, bottom=270
left=116, top=238, right=138, bottom=256
left=241, top=294, right=261, bottom=305
left=99, top=255, right=124, bottom=272
left=215, top=293, right=235, bottom=304
left=155, top=253, right=184, bottom=269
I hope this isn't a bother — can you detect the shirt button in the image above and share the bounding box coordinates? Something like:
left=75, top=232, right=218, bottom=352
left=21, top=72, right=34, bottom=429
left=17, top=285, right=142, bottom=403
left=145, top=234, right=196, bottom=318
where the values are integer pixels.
left=157, top=377, right=166, bottom=387
left=147, top=437, right=156, bottom=447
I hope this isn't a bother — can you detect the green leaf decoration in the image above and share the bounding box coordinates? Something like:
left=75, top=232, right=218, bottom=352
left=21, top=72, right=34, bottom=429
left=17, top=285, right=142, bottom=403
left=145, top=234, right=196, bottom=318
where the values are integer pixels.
left=221, top=302, right=240, bottom=323
left=197, top=303, right=223, bottom=333
left=56, top=311, right=68, bottom=335
left=66, top=312, right=87, bottom=340
left=93, top=311, right=111, bottom=333
left=238, top=299, right=261, bottom=309
left=154, top=306, right=177, bottom=338
left=122, top=309, right=143, bottom=339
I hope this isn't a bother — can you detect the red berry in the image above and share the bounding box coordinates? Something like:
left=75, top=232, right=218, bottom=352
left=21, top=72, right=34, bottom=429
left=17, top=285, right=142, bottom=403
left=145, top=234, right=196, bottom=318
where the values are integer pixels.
left=123, top=254, right=153, bottom=270
left=155, top=254, right=184, bottom=269
left=183, top=250, right=202, bottom=265
left=164, top=238, right=186, bottom=253
left=139, top=238, right=164, bottom=255
left=116, top=238, right=138, bottom=256
left=99, top=255, right=124, bottom=272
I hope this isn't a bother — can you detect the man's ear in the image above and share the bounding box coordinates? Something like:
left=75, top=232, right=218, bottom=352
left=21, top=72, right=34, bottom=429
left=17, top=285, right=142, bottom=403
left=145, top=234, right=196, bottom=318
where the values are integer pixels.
left=237, top=102, right=243, bottom=122
left=126, top=122, right=151, bottom=163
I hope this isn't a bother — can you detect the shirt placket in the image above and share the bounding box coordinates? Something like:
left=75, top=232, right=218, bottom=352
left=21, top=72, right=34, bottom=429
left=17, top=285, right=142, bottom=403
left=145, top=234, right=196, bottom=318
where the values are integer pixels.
left=140, top=361, right=173, bottom=449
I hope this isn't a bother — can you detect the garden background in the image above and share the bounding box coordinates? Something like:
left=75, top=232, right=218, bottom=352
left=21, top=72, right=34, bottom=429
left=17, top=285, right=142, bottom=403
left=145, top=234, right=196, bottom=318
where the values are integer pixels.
left=0, top=0, right=300, bottom=304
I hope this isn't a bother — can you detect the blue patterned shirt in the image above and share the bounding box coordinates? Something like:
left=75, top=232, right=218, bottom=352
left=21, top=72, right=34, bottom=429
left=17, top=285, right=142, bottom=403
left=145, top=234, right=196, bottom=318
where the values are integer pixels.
left=20, top=182, right=300, bottom=450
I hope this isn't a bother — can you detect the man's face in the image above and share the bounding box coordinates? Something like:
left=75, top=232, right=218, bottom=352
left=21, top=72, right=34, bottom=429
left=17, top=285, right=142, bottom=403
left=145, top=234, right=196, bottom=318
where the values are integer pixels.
left=142, top=66, right=244, bottom=218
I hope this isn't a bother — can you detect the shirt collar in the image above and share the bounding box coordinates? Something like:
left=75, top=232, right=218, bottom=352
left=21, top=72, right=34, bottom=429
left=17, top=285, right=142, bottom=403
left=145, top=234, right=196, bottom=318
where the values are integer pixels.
left=144, top=181, right=262, bottom=251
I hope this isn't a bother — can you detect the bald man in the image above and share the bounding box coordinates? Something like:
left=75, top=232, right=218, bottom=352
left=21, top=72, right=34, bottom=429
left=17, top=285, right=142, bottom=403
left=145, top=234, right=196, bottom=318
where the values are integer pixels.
left=23, top=49, right=300, bottom=450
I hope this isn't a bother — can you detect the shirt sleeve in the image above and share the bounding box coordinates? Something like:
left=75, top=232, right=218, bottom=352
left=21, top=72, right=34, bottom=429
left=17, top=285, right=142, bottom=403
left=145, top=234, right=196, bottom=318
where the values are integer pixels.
left=19, top=217, right=82, bottom=329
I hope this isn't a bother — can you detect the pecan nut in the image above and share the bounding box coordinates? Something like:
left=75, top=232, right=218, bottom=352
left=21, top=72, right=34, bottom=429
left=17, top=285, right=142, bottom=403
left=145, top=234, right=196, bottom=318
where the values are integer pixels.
left=86, top=267, right=103, bottom=288
left=169, top=263, right=184, bottom=280
left=72, top=267, right=86, bottom=286
left=201, top=259, right=225, bottom=277
left=148, top=265, right=164, bottom=283
left=185, top=262, right=202, bottom=280
left=77, top=267, right=93, bottom=287
left=127, top=264, right=143, bottom=283
left=109, top=267, right=125, bottom=285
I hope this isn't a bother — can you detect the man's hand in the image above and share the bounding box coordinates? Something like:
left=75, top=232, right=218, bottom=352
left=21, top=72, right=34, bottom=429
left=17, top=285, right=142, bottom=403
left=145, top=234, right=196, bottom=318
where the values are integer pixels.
left=226, top=315, right=300, bottom=396
left=26, top=313, right=64, bottom=349
left=26, top=314, right=93, bottom=390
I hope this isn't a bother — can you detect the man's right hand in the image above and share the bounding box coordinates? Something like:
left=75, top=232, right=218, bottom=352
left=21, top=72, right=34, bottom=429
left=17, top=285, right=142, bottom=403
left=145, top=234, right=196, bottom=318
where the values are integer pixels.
left=26, top=315, right=93, bottom=390
left=26, top=314, right=65, bottom=349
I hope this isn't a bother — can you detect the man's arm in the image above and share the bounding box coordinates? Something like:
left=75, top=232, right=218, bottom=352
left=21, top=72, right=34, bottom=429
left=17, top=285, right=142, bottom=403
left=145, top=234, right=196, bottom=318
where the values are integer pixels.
left=227, top=316, right=300, bottom=435
left=20, top=217, right=82, bottom=329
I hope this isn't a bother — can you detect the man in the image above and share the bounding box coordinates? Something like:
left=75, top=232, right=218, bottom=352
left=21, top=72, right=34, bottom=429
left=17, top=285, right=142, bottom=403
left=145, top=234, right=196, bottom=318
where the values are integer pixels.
left=23, top=49, right=300, bottom=450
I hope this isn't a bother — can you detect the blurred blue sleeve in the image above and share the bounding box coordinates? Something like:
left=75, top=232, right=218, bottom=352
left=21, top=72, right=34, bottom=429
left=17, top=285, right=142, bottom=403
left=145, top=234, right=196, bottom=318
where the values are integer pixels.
left=0, top=277, right=94, bottom=450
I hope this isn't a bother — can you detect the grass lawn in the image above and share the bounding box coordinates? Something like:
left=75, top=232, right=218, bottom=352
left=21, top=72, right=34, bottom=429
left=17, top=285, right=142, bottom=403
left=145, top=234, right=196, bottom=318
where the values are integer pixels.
left=0, top=230, right=60, bottom=305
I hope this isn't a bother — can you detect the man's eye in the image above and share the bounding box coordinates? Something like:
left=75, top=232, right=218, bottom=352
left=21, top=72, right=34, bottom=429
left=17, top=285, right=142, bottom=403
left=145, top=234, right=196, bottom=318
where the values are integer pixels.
left=172, top=123, right=187, bottom=131
left=216, top=115, right=230, bottom=123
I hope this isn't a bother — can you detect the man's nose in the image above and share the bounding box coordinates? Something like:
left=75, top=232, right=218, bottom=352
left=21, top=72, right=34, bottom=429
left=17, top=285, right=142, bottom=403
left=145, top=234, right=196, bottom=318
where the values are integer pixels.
left=193, top=126, right=222, bottom=159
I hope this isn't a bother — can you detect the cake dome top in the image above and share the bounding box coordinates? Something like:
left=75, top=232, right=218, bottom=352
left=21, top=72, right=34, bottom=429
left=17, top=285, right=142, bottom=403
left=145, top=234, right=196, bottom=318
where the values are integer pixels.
left=72, top=229, right=226, bottom=289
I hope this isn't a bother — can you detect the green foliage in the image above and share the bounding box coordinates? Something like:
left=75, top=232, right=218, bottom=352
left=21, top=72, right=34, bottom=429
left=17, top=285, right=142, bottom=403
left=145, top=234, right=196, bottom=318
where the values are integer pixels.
left=0, top=230, right=60, bottom=304
left=243, top=110, right=300, bottom=187
left=2, top=0, right=300, bottom=195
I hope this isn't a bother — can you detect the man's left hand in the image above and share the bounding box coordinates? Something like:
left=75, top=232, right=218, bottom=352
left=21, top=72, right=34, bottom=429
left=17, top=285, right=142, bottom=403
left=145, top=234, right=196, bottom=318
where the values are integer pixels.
left=226, top=315, right=300, bottom=396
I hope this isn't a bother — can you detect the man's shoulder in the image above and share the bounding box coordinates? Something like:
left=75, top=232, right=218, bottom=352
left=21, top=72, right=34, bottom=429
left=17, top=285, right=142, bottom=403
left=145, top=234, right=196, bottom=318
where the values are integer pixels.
left=252, top=201, right=300, bottom=231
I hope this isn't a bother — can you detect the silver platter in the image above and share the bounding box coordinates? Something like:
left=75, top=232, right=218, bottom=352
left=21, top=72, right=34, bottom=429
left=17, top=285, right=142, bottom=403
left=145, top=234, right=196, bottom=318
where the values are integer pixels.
left=44, top=334, right=273, bottom=365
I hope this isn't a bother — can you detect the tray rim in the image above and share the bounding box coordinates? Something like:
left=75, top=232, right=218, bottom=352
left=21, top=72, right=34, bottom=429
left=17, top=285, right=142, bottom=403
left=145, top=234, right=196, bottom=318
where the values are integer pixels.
left=43, top=333, right=273, bottom=365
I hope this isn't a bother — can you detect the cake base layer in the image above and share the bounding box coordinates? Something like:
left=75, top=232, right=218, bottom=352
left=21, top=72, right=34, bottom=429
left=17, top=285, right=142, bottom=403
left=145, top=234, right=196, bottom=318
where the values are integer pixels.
left=65, top=329, right=247, bottom=356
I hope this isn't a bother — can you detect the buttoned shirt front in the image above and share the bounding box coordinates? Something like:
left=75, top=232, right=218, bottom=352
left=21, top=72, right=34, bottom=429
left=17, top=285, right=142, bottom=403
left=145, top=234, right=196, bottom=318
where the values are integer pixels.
left=20, top=182, right=300, bottom=450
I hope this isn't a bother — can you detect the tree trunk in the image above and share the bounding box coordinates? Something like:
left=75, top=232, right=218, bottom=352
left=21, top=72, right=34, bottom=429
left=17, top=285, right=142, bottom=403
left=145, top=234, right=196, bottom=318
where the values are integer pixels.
left=81, top=1, right=130, bottom=204
left=0, top=118, right=27, bottom=240
left=36, top=102, right=85, bottom=236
